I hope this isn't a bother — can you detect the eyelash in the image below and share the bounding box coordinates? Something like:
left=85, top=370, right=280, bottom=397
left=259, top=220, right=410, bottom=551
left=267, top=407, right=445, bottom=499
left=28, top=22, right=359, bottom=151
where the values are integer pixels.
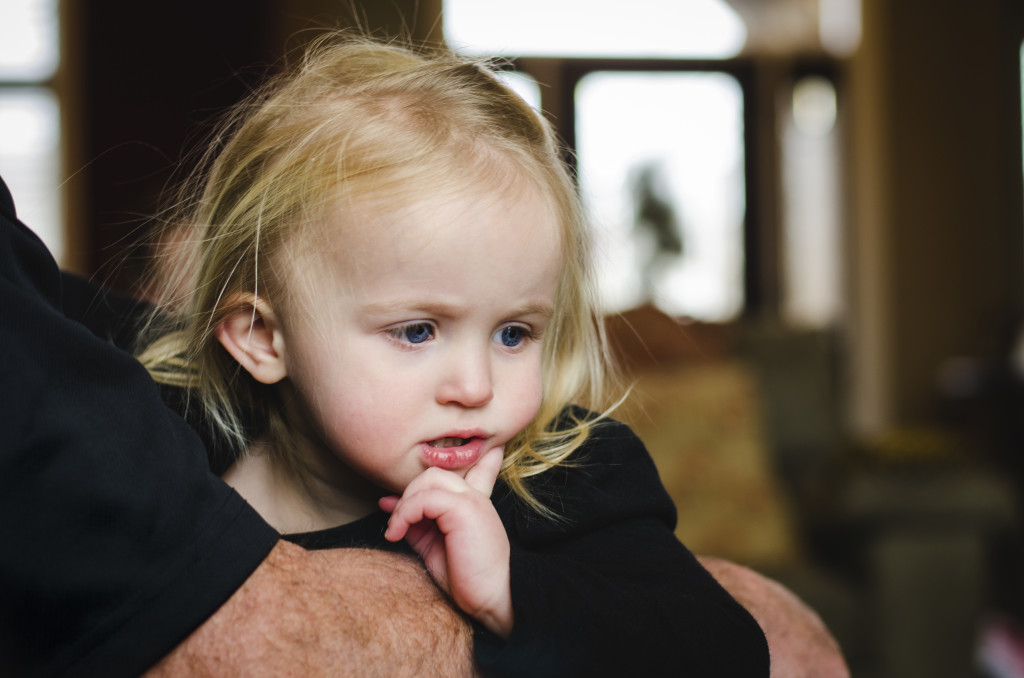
left=386, top=322, right=435, bottom=346
left=384, top=322, right=539, bottom=350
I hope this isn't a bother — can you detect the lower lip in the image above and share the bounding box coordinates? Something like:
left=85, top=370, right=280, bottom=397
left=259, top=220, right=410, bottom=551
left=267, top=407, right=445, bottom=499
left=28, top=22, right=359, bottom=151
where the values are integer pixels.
left=421, top=437, right=485, bottom=470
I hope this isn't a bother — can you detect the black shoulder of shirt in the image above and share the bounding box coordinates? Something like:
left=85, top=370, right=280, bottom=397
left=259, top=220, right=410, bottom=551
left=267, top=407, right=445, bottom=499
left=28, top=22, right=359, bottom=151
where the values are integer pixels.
left=1, top=175, right=278, bottom=678
left=59, top=271, right=154, bottom=351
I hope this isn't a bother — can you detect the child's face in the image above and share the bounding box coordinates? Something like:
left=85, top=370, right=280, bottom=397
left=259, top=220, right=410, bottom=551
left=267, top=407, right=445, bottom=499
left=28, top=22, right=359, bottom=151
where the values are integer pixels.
left=277, top=178, right=562, bottom=494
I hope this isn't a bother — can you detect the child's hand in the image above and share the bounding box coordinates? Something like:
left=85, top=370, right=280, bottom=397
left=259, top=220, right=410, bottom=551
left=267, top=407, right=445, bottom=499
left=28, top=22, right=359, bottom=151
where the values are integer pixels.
left=379, top=447, right=512, bottom=638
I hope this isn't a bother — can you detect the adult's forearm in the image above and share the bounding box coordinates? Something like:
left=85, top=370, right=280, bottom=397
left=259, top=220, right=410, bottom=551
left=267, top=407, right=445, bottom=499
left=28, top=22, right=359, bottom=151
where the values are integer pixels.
left=146, top=541, right=476, bottom=677
left=147, top=544, right=849, bottom=678
left=698, top=556, right=850, bottom=678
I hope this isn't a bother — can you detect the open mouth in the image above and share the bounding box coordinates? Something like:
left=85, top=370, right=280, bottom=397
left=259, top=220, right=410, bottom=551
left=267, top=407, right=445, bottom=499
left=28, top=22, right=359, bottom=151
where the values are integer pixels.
left=422, top=435, right=485, bottom=470
left=428, top=436, right=475, bottom=448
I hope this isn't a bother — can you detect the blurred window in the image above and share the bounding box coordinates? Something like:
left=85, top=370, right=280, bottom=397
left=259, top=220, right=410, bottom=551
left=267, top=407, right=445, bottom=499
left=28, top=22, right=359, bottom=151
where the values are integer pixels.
left=445, top=2, right=857, bottom=326
left=0, top=0, right=62, bottom=262
left=576, top=71, right=745, bottom=320
left=445, top=0, right=745, bottom=59
left=445, top=1, right=750, bottom=320
left=779, top=74, right=842, bottom=328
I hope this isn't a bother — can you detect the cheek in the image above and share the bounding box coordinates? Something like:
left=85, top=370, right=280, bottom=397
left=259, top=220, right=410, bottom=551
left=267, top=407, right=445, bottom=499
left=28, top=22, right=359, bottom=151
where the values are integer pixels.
left=317, top=370, right=399, bottom=441
left=505, top=362, right=545, bottom=429
left=285, top=346, right=379, bottom=442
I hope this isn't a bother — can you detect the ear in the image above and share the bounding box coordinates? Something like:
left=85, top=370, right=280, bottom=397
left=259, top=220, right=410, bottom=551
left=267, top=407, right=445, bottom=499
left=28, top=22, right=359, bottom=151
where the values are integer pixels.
left=215, top=294, right=288, bottom=384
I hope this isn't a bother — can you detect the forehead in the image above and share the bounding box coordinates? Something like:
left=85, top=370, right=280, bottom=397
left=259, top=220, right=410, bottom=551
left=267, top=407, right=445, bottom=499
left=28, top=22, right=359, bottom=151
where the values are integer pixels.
left=335, top=171, right=561, bottom=281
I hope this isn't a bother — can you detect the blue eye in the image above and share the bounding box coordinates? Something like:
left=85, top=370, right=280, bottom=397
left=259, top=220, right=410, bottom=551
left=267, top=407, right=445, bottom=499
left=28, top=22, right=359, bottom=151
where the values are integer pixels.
left=496, top=325, right=529, bottom=348
left=393, top=323, right=434, bottom=344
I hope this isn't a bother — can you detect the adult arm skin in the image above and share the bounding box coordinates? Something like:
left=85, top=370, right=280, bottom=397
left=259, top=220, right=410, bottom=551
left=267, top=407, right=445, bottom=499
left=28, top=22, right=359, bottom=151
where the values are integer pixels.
left=699, top=556, right=851, bottom=678
left=143, top=546, right=846, bottom=678
left=145, top=541, right=476, bottom=678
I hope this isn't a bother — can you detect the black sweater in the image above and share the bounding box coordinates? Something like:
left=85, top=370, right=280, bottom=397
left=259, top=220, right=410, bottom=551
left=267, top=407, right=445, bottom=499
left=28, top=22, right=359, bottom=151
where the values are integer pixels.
left=0, top=177, right=278, bottom=677
left=285, top=409, right=770, bottom=677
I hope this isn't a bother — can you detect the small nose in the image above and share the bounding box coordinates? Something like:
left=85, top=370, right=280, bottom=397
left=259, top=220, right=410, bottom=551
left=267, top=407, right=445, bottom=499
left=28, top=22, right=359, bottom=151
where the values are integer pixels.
left=436, top=345, right=494, bottom=408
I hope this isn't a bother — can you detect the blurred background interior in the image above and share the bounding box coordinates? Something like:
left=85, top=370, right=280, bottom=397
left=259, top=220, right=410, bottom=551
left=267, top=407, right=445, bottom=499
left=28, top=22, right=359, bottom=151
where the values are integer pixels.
left=2, top=1, right=1023, bottom=676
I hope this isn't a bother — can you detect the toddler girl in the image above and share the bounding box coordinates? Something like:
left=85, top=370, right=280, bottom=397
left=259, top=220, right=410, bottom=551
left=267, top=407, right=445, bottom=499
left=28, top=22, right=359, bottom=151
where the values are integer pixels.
left=139, top=33, right=767, bottom=677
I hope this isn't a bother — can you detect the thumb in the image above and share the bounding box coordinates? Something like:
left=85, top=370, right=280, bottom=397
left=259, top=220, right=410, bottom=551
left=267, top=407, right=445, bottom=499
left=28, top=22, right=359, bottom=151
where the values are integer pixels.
left=464, top=446, right=504, bottom=497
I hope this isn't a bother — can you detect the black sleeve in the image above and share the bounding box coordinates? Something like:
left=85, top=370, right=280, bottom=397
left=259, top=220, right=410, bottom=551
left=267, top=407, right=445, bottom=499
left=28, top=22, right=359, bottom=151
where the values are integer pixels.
left=476, top=414, right=770, bottom=677
left=0, top=176, right=279, bottom=678
left=59, top=270, right=153, bottom=352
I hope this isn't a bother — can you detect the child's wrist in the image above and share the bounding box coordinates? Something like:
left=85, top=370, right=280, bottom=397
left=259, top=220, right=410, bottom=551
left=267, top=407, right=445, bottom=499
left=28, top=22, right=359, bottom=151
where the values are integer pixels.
left=476, top=596, right=514, bottom=639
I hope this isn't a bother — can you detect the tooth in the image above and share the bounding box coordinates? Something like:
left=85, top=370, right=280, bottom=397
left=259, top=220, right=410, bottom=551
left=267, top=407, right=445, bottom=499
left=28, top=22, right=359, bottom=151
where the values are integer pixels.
left=432, top=437, right=469, bottom=448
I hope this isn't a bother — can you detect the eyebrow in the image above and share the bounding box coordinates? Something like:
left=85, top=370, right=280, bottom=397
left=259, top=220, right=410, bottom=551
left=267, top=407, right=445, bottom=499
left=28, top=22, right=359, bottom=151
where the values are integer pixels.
left=507, top=303, right=556, bottom=322
left=361, top=300, right=555, bottom=321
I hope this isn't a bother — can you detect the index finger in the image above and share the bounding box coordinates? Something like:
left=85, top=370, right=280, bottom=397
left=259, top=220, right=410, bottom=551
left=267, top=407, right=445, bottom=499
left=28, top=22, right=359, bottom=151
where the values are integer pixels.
left=463, top=446, right=503, bottom=497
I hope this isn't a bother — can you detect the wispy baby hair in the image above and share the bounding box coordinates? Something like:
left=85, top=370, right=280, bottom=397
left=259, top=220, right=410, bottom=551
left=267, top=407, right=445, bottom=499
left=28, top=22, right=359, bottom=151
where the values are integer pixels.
left=138, top=31, right=616, bottom=515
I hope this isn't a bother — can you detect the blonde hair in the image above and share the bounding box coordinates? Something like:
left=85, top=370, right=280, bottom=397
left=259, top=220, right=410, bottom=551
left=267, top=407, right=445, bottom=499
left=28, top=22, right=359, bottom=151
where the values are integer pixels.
left=139, top=33, right=616, bottom=515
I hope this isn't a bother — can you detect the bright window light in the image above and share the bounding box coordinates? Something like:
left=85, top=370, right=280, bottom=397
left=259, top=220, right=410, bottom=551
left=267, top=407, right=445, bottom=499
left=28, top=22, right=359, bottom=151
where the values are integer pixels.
left=819, top=0, right=861, bottom=57
left=0, top=0, right=62, bottom=263
left=445, top=0, right=746, bottom=59
left=781, top=76, right=841, bottom=328
left=0, top=89, right=62, bottom=261
left=576, top=72, right=745, bottom=320
left=0, top=0, right=58, bottom=81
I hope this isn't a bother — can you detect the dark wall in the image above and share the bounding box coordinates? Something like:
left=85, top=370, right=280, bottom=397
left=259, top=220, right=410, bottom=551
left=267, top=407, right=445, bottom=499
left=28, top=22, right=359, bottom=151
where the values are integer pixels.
left=846, top=0, right=1024, bottom=430
left=70, top=1, right=274, bottom=290
left=66, top=1, right=442, bottom=290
